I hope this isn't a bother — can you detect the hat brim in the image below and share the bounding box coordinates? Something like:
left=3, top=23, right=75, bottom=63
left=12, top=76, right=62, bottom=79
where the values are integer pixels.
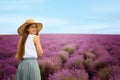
left=18, top=22, right=43, bottom=36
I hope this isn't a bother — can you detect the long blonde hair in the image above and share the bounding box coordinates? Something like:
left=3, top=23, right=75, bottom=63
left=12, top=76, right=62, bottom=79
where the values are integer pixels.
left=15, top=23, right=38, bottom=60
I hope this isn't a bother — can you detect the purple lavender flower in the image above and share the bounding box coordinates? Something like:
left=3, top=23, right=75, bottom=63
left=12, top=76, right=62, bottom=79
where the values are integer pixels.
left=0, top=34, right=120, bottom=80
left=48, top=69, right=88, bottom=80
left=38, top=56, right=62, bottom=80
left=91, top=76, right=100, bottom=80
left=93, top=56, right=119, bottom=70
left=109, top=74, right=120, bottom=80
left=64, top=55, right=84, bottom=70
left=98, top=65, right=120, bottom=80
left=84, top=50, right=96, bottom=60
left=0, top=64, right=16, bottom=80
left=56, top=50, right=69, bottom=63
left=62, top=43, right=79, bottom=55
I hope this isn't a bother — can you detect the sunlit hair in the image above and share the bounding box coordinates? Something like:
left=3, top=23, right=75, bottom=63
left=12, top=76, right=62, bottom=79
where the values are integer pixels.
left=15, top=23, right=38, bottom=60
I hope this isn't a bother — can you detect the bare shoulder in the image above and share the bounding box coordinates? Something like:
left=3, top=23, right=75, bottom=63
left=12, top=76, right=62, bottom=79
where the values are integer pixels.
left=34, top=35, right=39, bottom=39
left=33, top=35, right=40, bottom=44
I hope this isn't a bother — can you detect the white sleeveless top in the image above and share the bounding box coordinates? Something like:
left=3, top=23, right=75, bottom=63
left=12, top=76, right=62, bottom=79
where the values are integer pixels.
left=23, top=34, right=37, bottom=58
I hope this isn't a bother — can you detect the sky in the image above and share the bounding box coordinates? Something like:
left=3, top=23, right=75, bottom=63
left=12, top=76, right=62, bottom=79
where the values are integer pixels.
left=0, top=0, right=120, bottom=34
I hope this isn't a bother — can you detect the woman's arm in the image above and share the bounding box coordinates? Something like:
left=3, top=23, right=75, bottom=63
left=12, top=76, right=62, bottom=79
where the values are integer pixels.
left=33, top=35, right=43, bottom=57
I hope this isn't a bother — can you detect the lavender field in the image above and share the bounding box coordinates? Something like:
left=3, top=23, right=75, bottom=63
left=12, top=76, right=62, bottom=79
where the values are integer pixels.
left=0, top=34, right=120, bottom=80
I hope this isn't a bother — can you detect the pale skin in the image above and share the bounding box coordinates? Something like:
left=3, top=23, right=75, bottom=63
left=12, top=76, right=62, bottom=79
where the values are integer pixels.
left=27, top=24, right=43, bottom=57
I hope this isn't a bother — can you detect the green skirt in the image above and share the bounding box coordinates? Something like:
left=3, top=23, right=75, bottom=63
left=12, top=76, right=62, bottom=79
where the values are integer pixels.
left=16, top=58, right=41, bottom=80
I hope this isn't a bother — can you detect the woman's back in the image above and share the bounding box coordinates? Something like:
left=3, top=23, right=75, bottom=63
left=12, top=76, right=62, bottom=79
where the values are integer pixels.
left=23, top=34, right=37, bottom=58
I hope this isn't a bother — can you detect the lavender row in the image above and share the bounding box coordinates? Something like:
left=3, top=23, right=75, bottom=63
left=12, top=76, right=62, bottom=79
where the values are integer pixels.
left=0, top=34, right=120, bottom=80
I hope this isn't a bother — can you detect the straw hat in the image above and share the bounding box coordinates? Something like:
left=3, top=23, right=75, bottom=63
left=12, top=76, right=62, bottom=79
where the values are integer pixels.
left=17, top=19, right=43, bottom=36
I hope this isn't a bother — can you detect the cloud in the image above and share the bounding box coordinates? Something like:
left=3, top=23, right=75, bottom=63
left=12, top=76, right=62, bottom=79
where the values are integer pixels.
left=0, top=0, right=46, bottom=4
left=0, top=15, right=69, bottom=26
left=0, top=0, right=120, bottom=34
left=66, top=24, right=110, bottom=33
left=0, top=15, right=120, bottom=34
left=54, top=23, right=120, bottom=34
left=0, top=0, right=46, bottom=11
left=0, top=15, right=70, bottom=34
left=91, top=3, right=120, bottom=14
left=37, top=17, right=69, bottom=26
left=0, top=5, right=28, bottom=11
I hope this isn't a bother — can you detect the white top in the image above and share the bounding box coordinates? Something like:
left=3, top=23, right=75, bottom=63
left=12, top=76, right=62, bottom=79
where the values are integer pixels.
left=23, top=34, right=37, bottom=58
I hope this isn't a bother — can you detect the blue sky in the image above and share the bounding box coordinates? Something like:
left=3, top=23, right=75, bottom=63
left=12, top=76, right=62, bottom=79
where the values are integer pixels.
left=0, top=0, right=120, bottom=34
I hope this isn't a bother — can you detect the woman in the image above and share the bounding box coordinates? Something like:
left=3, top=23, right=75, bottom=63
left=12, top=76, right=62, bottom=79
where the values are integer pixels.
left=16, top=19, right=43, bottom=80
